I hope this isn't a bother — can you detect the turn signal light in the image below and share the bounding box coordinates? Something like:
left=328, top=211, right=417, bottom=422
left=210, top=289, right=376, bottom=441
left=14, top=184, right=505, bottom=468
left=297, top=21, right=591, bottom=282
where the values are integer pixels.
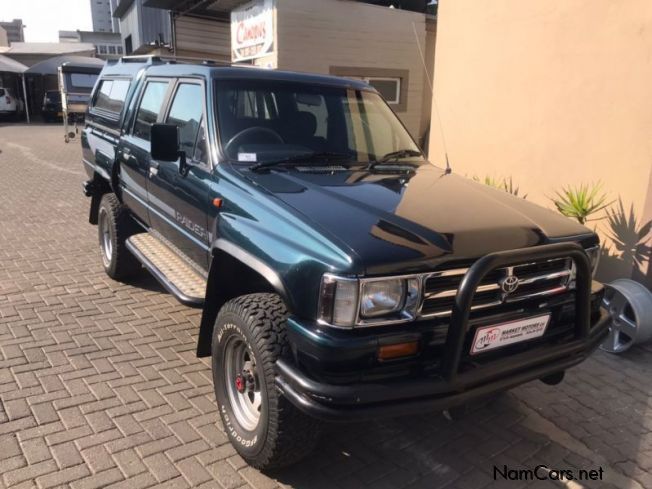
left=212, top=198, right=223, bottom=208
left=378, top=341, right=418, bottom=361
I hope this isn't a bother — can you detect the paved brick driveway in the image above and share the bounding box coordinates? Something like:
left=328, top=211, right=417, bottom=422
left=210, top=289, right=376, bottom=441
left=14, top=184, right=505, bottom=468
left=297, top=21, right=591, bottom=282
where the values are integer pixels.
left=0, top=123, right=651, bottom=489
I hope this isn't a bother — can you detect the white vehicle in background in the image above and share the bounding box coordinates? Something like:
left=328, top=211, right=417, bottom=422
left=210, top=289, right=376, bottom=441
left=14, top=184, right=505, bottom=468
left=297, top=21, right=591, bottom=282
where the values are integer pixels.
left=0, top=87, right=23, bottom=120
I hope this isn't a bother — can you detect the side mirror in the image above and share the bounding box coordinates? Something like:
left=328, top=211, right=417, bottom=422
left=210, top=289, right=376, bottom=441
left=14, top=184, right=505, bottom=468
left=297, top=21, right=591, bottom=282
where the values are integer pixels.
left=151, top=123, right=180, bottom=161
left=151, top=123, right=189, bottom=175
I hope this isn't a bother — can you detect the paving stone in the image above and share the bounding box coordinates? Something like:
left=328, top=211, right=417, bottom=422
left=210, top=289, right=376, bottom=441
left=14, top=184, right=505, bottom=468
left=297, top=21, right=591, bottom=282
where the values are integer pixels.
left=143, top=453, right=181, bottom=482
left=3, top=459, right=58, bottom=487
left=19, top=437, right=52, bottom=465
left=35, top=463, right=91, bottom=488
left=52, top=441, right=85, bottom=468
left=81, top=444, right=117, bottom=473
left=176, top=456, right=213, bottom=486
left=113, top=448, right=148, bottom=477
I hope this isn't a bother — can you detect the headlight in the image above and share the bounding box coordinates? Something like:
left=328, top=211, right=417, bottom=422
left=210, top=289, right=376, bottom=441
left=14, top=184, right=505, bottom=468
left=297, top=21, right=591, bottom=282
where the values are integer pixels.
left=586, top=245, right=600, bottom=277
left=569, top=245, right=601, bottom=287
left=318, top=274, right=420, bottom=327
left=360, top=279, right=405, bottom=317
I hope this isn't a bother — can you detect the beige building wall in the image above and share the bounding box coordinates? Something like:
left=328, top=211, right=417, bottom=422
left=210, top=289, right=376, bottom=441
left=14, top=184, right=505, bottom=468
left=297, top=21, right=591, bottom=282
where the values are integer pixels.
left=429, top=0, right=652, bottom=286
left=275, top=0, right=435, bottom=145
left=174, top=16, right=231, bottom=62
left=0, top=27, right=8, bottom=48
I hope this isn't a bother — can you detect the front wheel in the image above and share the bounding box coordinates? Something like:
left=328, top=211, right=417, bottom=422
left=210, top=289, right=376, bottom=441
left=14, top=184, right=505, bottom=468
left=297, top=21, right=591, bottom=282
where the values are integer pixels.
left=212, top=293, right=321, bottom=469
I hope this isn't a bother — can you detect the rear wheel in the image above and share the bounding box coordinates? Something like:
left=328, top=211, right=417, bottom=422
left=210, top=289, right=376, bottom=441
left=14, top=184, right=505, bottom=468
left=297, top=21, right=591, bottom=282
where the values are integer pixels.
left=98, top=193, right=140, bottom=280
left=212, top=293, right=321, bottom=469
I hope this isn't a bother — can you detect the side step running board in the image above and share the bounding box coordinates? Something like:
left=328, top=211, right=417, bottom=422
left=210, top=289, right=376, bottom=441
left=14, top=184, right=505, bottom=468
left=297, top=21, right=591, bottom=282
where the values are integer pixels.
left=126, top=233, right=206, bottom=308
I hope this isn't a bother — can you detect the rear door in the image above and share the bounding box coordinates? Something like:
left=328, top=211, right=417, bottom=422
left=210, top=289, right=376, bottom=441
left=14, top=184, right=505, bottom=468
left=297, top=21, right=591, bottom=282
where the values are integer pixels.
left=147, top=79, right=211, bottom=270
left=82, top=77, right=130, bottom=181
left=116, top=78, right=173, bottom=226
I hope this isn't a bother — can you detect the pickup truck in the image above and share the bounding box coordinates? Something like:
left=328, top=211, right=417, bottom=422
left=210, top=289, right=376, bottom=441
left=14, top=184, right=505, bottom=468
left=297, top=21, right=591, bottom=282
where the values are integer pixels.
left=81, top=56, right=610, bottom=469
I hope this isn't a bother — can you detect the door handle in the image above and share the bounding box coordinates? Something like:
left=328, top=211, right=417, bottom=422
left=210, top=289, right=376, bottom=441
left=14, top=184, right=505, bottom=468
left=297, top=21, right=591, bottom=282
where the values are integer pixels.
left=149, top=160, right=159, bottom=177
left=120, top=148, right=134, bottom=161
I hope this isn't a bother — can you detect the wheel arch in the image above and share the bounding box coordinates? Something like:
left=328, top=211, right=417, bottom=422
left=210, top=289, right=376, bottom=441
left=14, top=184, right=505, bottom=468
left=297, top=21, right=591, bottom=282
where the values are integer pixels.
left=87, top=172, right=113, bottom=225
left=196, top=239, right=291, bottom=357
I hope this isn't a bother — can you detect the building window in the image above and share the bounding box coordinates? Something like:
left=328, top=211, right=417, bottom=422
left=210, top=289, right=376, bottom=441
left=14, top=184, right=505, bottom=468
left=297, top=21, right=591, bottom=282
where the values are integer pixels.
left=117, top=46, right=123, bottom=54
left=98, top=45, right=107, bottom=54
left=329, top=67, right=409, bottom=113
left=363, top=77, right=401, bottom=105
left=108, top=45, right=116, bottom=54
left=124, top=35, right=132, bottom=55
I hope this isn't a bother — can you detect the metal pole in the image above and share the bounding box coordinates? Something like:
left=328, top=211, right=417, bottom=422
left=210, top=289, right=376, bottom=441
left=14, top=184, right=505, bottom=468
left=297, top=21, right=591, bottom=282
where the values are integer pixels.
left=21, top=74, right=30, bottom=123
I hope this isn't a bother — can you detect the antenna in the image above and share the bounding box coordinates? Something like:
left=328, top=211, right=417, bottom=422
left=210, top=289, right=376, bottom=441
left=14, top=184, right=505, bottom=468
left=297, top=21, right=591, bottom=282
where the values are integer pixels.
left=412, top=21, right=452, bottom=174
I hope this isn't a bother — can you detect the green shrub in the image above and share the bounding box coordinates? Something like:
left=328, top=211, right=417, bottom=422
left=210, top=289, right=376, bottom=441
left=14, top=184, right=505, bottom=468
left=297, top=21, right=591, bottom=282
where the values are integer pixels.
left=473, top=175, right=526, bottom=199
left=550, top=182, right=613, bottom=225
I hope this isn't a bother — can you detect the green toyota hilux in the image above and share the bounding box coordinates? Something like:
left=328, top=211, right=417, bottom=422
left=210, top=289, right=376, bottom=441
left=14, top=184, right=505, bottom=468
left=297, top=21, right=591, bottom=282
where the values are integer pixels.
left=81, top=56, right=610, bottom=469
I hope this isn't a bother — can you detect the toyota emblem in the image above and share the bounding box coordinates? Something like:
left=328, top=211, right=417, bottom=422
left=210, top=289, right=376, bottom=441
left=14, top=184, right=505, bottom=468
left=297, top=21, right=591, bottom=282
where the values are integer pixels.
left=500, top=274, right=520, bottom=294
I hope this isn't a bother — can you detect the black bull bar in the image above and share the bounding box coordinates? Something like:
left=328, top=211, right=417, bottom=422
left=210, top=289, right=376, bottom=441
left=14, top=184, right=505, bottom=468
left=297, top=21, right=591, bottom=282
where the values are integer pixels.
left=275, top=243, right=608, bottom=421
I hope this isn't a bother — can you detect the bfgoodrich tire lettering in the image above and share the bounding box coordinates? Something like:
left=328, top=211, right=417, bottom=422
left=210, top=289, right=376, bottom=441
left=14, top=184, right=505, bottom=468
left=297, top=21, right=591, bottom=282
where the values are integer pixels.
left=212, top=293, right=321, bottom=469
left=97, top=193, right=140, bottom=280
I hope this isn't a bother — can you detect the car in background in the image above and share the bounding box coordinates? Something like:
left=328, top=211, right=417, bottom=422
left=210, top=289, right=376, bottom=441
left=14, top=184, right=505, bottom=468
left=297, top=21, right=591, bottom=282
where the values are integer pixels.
left=0, top=87, right=23, bottom=121
left=42, top=90, right=63, bottom=122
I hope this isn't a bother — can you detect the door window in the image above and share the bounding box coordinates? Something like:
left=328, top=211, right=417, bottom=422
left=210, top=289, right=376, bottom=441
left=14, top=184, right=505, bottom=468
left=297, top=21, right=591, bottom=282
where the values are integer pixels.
left=93, top=79, right=129, bottom=114
left=133, top=81, right=169, bottom=141
left=165, top=83, right=204, bottom=156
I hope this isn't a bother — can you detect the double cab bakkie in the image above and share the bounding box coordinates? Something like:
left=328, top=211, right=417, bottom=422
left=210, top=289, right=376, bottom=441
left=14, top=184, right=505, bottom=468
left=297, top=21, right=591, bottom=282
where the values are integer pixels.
left=82, top=56, right=610, bottom=469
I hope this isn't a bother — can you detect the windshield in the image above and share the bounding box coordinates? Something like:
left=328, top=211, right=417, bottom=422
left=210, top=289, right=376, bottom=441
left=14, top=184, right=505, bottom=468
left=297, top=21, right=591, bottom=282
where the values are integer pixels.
left=215, top=79, right=422, bottom=165
left=64, top=73, right=98, bottom=93
left=45, top=91, right=61, bottom=102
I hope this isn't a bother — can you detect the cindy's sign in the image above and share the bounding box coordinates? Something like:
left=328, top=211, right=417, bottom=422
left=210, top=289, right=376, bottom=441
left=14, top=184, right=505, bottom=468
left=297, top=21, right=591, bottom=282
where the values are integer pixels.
left=231, top=0, right=275, bottom=62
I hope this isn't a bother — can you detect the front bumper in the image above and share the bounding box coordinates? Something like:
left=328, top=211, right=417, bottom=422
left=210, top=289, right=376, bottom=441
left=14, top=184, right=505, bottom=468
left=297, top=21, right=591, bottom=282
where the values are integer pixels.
left=275, top=242, right=609, bottom=422
left=276, top=308, right=609, bottom=421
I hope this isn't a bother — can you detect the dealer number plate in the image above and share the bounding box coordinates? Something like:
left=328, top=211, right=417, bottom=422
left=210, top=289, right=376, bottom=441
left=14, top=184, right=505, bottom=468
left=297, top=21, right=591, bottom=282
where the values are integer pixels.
left=470, top=314, right=550, bottom=355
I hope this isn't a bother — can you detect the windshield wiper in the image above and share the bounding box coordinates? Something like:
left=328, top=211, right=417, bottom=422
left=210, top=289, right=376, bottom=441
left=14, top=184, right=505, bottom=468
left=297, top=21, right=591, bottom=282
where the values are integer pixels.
left=366, top=149, right=423, bottom=170
left=249, top=152, right=352, bottom=172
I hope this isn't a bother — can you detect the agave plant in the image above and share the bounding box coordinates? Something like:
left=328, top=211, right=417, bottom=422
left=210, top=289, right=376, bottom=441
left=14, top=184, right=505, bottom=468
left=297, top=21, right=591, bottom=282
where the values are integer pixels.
left=473, top=175, right=503, bottom=189
left=503, top=176, right=527, bottom=199
left=472, top=175, right=527, bottom=199
left=551, top=183, right=613, bottom=224
left=606, top=199, right=652, bottom=267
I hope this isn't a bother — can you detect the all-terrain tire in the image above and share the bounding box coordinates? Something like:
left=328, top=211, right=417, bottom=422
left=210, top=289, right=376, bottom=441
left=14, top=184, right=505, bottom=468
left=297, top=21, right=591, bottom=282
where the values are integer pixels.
left=212, top=293, right=321, bottom=469
left=97, top=193, right=140, bottom=280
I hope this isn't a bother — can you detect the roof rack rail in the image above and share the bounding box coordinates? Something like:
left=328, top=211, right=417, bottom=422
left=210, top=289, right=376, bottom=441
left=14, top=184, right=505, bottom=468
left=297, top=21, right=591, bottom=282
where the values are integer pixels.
left=117, top=54, right=237, bottom=67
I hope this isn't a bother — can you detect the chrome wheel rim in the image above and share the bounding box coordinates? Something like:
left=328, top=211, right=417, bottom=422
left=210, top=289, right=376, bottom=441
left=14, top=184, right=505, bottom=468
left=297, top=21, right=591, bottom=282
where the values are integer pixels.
left=223, top=335, right=262, bottom=431
left=99, top=208, right=112, bottom=267
left=601, top=286, right=637, bottom=353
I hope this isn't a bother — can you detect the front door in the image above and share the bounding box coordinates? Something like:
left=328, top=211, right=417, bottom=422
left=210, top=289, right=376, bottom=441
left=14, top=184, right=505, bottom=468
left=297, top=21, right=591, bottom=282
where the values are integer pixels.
left=147, top=80, right=211, bottom=271
left=119, top=78, right=172, bottom=226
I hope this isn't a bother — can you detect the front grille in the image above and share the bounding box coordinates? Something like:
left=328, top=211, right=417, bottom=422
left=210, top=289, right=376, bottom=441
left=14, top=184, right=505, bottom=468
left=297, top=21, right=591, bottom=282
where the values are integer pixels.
left=420, top=257, right=572, bottom=318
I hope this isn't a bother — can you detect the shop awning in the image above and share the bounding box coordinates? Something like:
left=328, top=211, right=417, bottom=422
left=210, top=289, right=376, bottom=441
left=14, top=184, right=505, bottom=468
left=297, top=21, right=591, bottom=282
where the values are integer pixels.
left=25, top=56, right=104, bottom=76
left=0, top=54, right=28, bottom=74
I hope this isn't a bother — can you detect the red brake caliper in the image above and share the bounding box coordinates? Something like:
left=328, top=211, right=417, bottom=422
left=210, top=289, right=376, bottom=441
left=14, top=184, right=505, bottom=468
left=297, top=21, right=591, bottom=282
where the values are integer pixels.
left=234, top=374, right=246, bottom=394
